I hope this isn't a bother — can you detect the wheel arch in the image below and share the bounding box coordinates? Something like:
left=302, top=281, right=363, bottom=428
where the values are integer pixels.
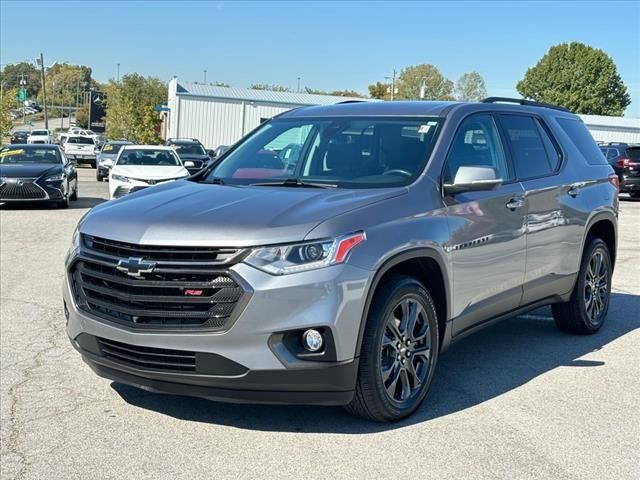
left=583, top=211, right=617, bottom=269
left=355, top=248, right=451, bottom=357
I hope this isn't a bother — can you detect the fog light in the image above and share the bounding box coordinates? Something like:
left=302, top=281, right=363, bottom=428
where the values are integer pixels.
left=302, top=329, right=323, bottom=352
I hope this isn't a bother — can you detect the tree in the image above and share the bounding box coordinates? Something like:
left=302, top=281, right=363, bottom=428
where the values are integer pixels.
left=396, top=64, right=454, bottom=100
left=44, top=63, right=92, bottom=107
left=516, top=42, right=631, bottom=116
left=104, top=73, right=166, bottom=143
left=251, top=83, right=290, bottom=92
left=0, top=62, right=41, bottom=98
left=0, top=87, right=18, bottom=137
left=75, top=103, right=89, bottom=128
left=455, top=72, right=487, bottom=101
left=368, top=81, right=391, bottom=100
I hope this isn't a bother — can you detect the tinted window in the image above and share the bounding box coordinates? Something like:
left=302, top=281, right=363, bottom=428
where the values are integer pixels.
left=536, top=119, right=562, bottom=170
left=67, top=137, right=94, bottom=145
left=444, top=114, right=510, bottom=182
left=498, top=115, right=554, bottom=179
left=556, top=117, right=607, bottom=165
left=171, top=143, right=206, bottom=155
left=606, top=148, right=620, bottom=160
left=0, top=146, right=61, bottom=164
left=627, top=147, right=640, bottom=160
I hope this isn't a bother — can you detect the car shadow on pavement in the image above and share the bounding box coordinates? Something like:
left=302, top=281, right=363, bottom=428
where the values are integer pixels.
left=0, top=197, right=105, bottom=210
left=112, top=292, right=639, bottom=434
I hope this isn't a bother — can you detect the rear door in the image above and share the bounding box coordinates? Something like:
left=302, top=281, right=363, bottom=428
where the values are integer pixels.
left=496, top=114, right=580, bottom=304
left=444, top=113, right=527, bottom=336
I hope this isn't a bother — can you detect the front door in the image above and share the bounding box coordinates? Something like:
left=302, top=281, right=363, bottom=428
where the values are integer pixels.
left=443, top=114, right=527, bottom=336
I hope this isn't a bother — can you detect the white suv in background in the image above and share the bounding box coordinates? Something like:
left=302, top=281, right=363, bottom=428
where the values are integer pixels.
left=109, top=145, right=192, bottom=199
left=27, top=129, right=53, bottom=144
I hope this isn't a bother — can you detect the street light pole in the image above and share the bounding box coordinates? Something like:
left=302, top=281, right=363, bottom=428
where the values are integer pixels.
left=385, top=69, right=397, bottom=101
left=37, top=53, right=49, bottom=130
left=203, top=70, right=207, bottom=84
left=297, top=77, right=301, bottom=93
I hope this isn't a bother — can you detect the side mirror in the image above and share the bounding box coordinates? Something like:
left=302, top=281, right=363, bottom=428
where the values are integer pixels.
left=443, top=166, right=503, bottom=194
left=183, top=160, right=195, bottom=168
left=207, top=149, right=216, bottom=157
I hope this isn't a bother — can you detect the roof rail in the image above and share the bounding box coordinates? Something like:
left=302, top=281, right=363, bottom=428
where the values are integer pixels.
left=481, top=97, right=570, bottom=113
left=335, top=100, right=367, bottom=104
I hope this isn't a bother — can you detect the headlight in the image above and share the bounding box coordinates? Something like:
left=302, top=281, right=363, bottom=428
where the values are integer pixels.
left=111, top=173, right=130, bottom=182
left=44, top=173, right=65, bottom=182
left=65, top=215, right=86, bottom=267
left=244, top=232, right=365, bottom=275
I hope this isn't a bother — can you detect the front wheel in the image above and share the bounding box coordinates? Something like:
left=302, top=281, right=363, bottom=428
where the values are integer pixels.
left=345, top=275, right=439, bottom=422
left=552, top=238, right=612, bottom=334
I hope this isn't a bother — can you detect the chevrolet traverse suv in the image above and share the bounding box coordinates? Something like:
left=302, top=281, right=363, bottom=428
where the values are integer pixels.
left=64, top=98, right=618, bottom=422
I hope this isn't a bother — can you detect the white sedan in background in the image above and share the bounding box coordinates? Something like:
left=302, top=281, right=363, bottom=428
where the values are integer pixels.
left=109, top=145, right=193, bottom=199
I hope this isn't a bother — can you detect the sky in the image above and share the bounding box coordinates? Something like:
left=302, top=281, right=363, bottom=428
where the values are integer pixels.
left=1, top=0, right=639, bottom=116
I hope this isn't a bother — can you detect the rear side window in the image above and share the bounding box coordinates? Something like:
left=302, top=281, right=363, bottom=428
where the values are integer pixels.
left=627, top=147, right=640, bottom=160
left=497, top=115, right=557, bottom=179
left=556, top=117, right=607, bottom=165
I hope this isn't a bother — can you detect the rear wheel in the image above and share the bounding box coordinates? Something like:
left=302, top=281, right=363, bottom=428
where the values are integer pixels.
left=552, top=238, right=612, bottom=334
left=345, top=275, right=439, bottom=422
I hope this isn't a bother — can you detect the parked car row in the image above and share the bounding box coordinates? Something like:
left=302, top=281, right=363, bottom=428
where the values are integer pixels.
left=598, top=142, right=640, bottom=197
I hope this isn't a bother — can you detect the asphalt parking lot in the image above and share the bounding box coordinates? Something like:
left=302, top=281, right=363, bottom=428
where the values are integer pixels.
left=1, top=168, right=639, bottom=480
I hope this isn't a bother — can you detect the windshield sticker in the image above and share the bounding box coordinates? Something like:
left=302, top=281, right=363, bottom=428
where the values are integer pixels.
left=418, top=125, right=432, bottom=134
left=0, top=149, right=24, bottom=158
left=103, top=145, right=113, bottom=152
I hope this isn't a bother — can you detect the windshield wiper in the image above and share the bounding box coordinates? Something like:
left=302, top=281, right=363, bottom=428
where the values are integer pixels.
left=205, top=176, right=225, bottom=185
left=250, top=178, right=337, bottom=189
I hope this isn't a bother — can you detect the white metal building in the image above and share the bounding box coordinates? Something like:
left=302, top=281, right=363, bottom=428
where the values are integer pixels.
left=164, top=79, right=367, bottom=148
left=164, top=79, right=640, bottom=148
left=578, top=114, right=640, bottom=143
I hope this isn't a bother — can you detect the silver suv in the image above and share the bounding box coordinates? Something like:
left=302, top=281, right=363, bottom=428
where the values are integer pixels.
left=64, top=98, right=618, bottom=422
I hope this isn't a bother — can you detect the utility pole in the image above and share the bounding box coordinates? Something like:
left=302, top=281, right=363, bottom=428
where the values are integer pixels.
left=385, top=69, right=397, bottom=101
left=37, top=53, right=49, bottom=129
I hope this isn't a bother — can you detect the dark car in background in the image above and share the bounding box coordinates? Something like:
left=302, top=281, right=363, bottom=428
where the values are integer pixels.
left=165, top=138, right=214, bottom=174
left=10, top=131, right=30, bottom=144
left=96, top=140, right=134, bottom=181
left=0, top=144, right=78, bottom=208
left=599, top=142, right=640, bottom=197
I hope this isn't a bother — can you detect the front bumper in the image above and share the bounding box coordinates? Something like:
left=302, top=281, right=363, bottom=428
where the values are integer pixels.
left=64, top=260, right=371, bottom=405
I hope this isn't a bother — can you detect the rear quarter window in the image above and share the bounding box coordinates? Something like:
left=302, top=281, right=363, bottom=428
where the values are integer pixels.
left=556, top=117, right=607, bottom=165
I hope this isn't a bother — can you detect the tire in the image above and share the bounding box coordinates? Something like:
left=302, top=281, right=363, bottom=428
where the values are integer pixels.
left=96, top=173, right=103, bottom=182
left=345, top=275, right=439, bottom=422
left=551, top=238, right=612, bottom=334
left=69, top=185, right=78, bottom=201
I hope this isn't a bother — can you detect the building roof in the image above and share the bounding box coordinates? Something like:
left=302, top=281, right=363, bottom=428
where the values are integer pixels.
left=175, top=81, right=368, bottom=106
left=578, top=114, right=640, bottom=131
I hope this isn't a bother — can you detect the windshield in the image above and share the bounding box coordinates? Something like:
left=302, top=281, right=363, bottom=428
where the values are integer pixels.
left=102, top=143, right=129, bottom=154
left=116, top=149, right=181, bottom=166
left=66, top=137, right=95, bottom=145
left=172, top=143, right=206, bottom=155
left=205, top=117, right=443, bottom=188
left=0, top=147, right=61, bottom=164
left=31, top=130, right=49, bottom=136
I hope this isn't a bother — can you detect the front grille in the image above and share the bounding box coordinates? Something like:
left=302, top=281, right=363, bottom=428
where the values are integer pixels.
left=97, top=337, right=196, bottom=372
left=0, top=179, right=46, bottom=200
left=70, top=236, right=247, bottom=331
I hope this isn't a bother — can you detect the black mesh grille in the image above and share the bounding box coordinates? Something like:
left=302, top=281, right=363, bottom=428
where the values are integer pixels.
left=97, top=337, right=196, bottom=372
left=70, top=237, right=247, bottom=331
left=0, top=179, right=46, bottom=200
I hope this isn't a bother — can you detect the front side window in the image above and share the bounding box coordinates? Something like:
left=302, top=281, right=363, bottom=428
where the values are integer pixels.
left=498, top=115, right=557, bottom=179
left=116, top=149, right=181, bottom=166
left=444, top=114, right=510, bottom=182
left=206, top=117, right=443, bottom=188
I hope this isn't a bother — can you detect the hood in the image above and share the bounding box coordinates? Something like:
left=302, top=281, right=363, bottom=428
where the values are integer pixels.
left=0, top=164, right=62, bottom=178
left=111, top=165, right=189, bottom=180
left=81, top=180, right=406, bottom=247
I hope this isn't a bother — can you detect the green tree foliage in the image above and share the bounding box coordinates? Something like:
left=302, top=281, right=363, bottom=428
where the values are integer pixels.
left=104, top=73, right=166, bottom=143
left=75, top=103, right=90, bottom=128
left=0, top=87, right=19, bottom=137
left=45, top=63, right=93, bottom=106
left=454, top=71, right=487, bottom=101
left=0, top=62, right=41, bottom=98
left=251, top=83, right=290, bottom=92
left=516, top=42, right=631, bottom=115
left=368, top=81, right=391, bottom=100
left=397, top=64, right=454, bottom=100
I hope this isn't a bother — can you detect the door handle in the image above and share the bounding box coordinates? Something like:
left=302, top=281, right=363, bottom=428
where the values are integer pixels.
left=506, top=198, right=525, bottom=210
left=567, top=183, right=583, bottom=197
